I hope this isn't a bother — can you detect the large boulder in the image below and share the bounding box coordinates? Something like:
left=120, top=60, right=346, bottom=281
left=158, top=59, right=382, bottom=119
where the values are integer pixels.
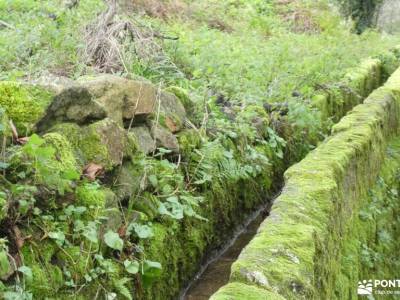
left=80, top=74, right=187, bottom=128
left=36, top=75, right=187, bottom=133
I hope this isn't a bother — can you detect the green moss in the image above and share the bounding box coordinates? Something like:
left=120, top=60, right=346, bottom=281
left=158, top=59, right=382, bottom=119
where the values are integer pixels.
left=177, top=129, right=202, bottom=158
left=49, top=122, right=86, bottom=166
left=21, top=241, right=64, bottom=296
left=28, top=264, right=64, bottom=296
left=57, top=246, right=88, bottom=280
left=211, top=282, right=287, bottom=300
left=43, top=132, right=79, bottom=173
left=140, top=222, right=183, bottom=300
left=375, top=51, right=400, bottom=81
left=79, top=122, right=112, bottom=168
left=50, top=119, right=133, bottom=170
left=311, top=58, right=383, bottom=126
left=0, top=82, right=53, bottom=134
left=76, top=184, right=107, bottom=208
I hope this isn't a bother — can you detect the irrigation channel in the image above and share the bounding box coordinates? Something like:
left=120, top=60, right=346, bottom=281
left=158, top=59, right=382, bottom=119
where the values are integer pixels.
left=179, top=193, right=279, bottom=300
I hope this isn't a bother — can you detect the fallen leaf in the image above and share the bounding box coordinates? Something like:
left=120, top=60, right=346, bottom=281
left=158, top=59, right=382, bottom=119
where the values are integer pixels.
left=83, top=163, right=104, bottom=181
left=117, top=224, right=127, bottom=238
left=17, top=137, right=29, bottom=145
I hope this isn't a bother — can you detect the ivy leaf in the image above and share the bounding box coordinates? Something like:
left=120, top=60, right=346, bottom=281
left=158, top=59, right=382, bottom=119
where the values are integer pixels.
left=123, top=260, right=139, bottom=274
left=83, top=224, right=98, bottom=244
left=26, top=134, right=44, bottom=146
left=142, top=260, right=162, bottom=287
left=142, top=260, right=162, bottom=278
left=132, top=223, right=153, bottom=239
left=104, top=230, right=123, bottom=251
left=48, top=231, right=65, bottom=246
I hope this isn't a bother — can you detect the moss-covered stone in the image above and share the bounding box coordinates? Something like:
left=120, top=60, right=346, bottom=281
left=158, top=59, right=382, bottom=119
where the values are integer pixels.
left=165, top=86, right=194, bottom=115
left=0, top=81, right=53, bottom=134
left=211, top=282, right=287, bottom=300
left=21, top=241, right=64, bottom=296
left=76, top=184, right=107, bottom=208
left=214, top=67, right=400, bottom=299
left=43, top=132, right=79, bottom=173
left=50, top=118, right=136, bottom=170
left=311, top=58, right=382, bottom=123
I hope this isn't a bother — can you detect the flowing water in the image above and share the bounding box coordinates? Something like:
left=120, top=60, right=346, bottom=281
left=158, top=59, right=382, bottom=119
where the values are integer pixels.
left=179, top=197, right=277, bottom=300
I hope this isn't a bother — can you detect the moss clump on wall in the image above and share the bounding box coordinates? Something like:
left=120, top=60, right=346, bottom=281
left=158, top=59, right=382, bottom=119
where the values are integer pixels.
left=21, top=241, right=64, bottom=297
left=0, top=82, right=53, bottom=134
left=43, top=132, right=79, bottom=173
left=212, top=67, right=400, bottom=299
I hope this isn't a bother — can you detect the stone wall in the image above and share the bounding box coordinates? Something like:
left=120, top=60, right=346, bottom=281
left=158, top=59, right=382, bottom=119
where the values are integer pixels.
left=211, top=67, right=400, bottom=299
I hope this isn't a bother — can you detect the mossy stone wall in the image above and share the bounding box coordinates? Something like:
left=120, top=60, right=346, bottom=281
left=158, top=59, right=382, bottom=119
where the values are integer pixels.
left=211, top=67, right=400, bottom=299
left=139, top=50, right=400, bottom=299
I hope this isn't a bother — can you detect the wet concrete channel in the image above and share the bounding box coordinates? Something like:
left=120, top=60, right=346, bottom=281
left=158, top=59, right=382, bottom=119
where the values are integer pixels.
left=179, top=194, right=279, bottom=300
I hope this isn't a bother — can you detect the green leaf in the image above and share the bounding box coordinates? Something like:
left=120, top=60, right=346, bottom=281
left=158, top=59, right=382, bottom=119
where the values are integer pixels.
left=143, top=260, right=162, bottom=278
left=18, top=266, right=32, bottom=281
left=133, top=223, right=153, bottom=239
left=112, top=277, right=132, bottom=300
left=0, top=250, right=11, bottom=279
left=104, top=230, right=123, bottom=251
left=26, top=134, right=44, bottom=147
left=48, top=231, right=65, bottom=241
left=161, top=184, right=173, bottom=195
left=124, top=259, right=139, bottom=274
left=142, top=260, right=162, bottom=287
left=83, top=224, right=98, bottom=244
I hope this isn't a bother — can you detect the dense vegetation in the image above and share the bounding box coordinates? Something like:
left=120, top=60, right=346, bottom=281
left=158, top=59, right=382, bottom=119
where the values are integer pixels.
left=0, top=0, right=399, bottom=299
